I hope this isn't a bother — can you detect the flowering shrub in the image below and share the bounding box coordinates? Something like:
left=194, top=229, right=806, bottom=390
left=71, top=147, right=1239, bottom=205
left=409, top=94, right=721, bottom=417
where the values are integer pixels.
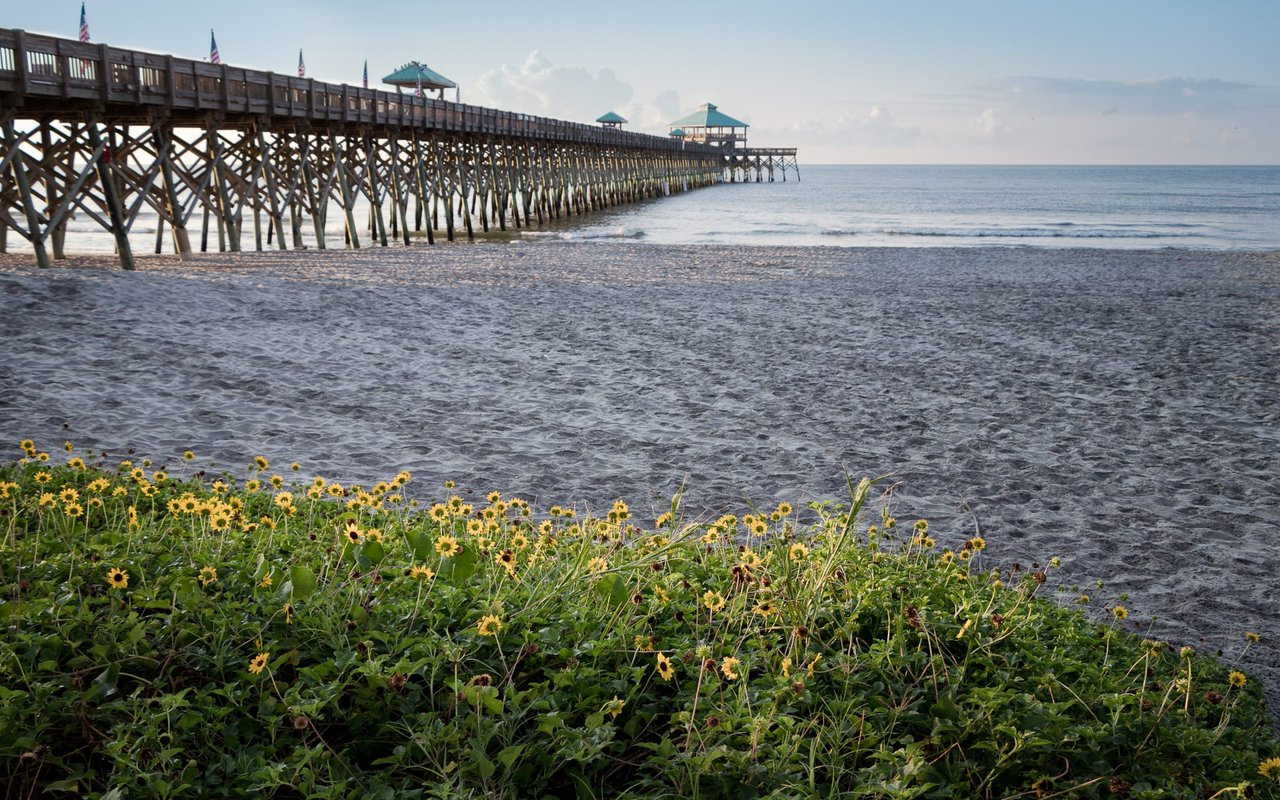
left=1, top=442, right=1276, bottom=798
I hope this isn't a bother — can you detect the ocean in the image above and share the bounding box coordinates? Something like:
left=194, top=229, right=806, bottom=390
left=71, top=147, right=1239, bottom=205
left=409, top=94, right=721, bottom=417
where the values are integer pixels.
left=31, top=164, right=1280, bottom=255
left=531, top=164, right=1280, bottom=251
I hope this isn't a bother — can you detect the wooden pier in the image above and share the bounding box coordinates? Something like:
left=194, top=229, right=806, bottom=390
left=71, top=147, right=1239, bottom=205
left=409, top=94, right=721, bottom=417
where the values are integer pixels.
left=0, top=28, right=726, bottom=268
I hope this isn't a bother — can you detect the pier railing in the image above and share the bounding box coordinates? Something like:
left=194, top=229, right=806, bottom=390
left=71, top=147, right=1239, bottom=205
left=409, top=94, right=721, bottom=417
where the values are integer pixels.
left=0, top=28, right=711, bottom=152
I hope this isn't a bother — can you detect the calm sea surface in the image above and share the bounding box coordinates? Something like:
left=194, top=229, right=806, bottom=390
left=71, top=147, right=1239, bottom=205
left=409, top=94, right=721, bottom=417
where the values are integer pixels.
left=527, top=164, right=1280, bottom=251
left=45, top=164, right=1280, bottom=254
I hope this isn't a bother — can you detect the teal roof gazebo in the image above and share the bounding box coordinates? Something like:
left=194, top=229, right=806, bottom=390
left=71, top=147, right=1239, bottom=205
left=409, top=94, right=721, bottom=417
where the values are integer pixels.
left=668, top=102, right=748, bottom=148
left=596, top=111, right=627, bottom=128
left=383, top=61, right=457, bottom=100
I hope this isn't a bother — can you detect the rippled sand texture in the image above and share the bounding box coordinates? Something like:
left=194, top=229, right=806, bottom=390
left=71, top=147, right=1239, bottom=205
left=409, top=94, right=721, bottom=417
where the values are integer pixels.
left=2, top=244, right=1278, bottom=717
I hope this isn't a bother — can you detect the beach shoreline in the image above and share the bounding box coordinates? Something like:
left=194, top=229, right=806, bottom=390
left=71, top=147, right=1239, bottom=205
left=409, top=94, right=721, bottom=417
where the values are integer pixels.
left=2, top=242, right=1278, bottom=721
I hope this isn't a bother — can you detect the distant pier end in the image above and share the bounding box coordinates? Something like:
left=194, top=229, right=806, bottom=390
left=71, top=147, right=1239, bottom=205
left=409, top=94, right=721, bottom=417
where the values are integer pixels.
left=668, top=102, right=799, bottom=183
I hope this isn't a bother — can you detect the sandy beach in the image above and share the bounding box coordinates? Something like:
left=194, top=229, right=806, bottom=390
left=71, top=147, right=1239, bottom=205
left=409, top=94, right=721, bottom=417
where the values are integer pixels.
left=2, top=242, right=1277, bottom=719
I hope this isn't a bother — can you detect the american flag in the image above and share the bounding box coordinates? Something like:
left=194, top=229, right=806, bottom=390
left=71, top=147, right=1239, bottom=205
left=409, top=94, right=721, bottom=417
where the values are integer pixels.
left=209, top=30, right=220, bottom=64
left=78, top=3, right=89, bottom=42
left=298, top=50, right=305, bottom=78
left=362, top=60, right=368, bottom=89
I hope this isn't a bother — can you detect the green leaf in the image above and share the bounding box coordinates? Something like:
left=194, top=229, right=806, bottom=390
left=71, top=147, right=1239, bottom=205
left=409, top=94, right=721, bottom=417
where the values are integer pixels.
left=289, top=565, right=317, bottom=599
left=361, top=540, right=386, bottom=565
left=443, top=546, right=479, bottom=583
left=404, top=529, right=431, bottom=560
left=471, top=744, right=495, bottom=781
left=497, top=744, right=526, bottom=769
left=594, top=573, right=630, bottom=609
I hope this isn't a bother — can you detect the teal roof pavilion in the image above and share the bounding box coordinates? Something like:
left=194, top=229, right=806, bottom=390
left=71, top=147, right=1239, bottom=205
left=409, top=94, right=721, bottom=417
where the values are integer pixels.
left=668, top=102, right=749, bottom=147
left=668, top=102, right=748, bottom=130
left=596, top=111, right=627, bottom=125
left=382, top=61, right=457, bottom=91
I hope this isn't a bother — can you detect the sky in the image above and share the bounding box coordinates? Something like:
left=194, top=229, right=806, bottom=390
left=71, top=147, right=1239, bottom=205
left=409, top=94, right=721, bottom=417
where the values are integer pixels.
left=10, top=0, right=1279, bottom=164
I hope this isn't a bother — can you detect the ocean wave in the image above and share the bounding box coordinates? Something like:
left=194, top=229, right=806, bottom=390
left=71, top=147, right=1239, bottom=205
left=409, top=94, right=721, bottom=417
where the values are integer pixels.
left=882, top=225, right=1199, bottom=240
left=579, top=227, right=646, bottom=240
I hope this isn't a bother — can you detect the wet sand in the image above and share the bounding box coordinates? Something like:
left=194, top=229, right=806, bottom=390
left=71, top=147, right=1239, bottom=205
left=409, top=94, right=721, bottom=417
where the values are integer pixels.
left=2, top=243, right=1278, bottom=720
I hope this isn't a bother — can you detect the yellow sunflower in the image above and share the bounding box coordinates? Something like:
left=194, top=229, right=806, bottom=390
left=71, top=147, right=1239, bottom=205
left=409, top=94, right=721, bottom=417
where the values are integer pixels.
left=107, top=567, right=129, bottom=590
left=720, top=657, right=741, bottom=681
left=198, top=565, right=218, bottom=586
left=655, top=652, right=674, bottom=682
left=477, top=614, right=503, bottom=636
left=435, top=535, right=461, bottom=558
left=248, top=651, right=270, bottom=675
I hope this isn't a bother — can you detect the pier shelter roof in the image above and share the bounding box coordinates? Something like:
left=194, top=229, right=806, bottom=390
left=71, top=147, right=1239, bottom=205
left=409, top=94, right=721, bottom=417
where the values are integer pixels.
left=383, top=62, right=457, bottom=91
left=668, top=103, right=749, bottom=147
left=668, top=102, right=748, bottom=130
left=596, top=111, right=627, bottom=127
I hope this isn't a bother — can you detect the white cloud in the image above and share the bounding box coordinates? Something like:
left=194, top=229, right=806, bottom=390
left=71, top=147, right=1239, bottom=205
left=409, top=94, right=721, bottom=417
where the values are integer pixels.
left=972, top=108, right=1005, bottom=138
left=759, top=104, right=922, bottom=150
left=985, top=75, right=1269, bottom=115
left=471, top=50, right=632, bottom=124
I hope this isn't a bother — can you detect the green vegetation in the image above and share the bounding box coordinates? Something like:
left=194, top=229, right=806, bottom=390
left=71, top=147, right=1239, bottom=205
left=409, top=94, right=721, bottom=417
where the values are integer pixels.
left=2, top=440, right=1277, bottom=798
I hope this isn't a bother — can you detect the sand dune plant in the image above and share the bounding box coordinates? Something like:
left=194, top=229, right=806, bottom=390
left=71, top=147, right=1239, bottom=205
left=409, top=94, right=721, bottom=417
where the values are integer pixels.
left=0, top=442, right=1276, bottom=799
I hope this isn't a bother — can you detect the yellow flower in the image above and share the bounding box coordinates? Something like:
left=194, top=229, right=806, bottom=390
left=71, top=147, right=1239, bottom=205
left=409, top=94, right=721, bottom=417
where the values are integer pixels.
left=776, top=501, right=793, bottom=516
left=274, top=491, right=294, bottom=509
left=1112, top=606, right=1129, bottom=621
left=34, top=471, right=52, bottom=484
left=806, top=654, right=823, bottom=677
left=968, top=536, right=986, bottom=552
left=603, top=695, right=626, bottom=719
left=1246, top=632, right=1261, bottom=643
left=1228, top=671, right=1247, bottom=688
left=63, top=502, right=84, bottom=518
left=290, top=462, right=301, bottom=471
left=198, top=566, right=218, bottom=586
left=183, top=450, right=196, bottom=461
left=655, top=652, right=674, bottom=681
left=788, top=543, right=809, bottom=562
left=209, top=512, right=232, bottom=532
left=59, top=487, right=80, bottom=504
left=587, top=557, right=608, bottom=575
left=87, top=478, right=110, bottom=494
left=477, top=614, right=503, bottom=636
left=1260, top=756, right=1280, bottom=779
left=700, top=528, right=719, bottom=545
left=19, top=438, right=35, bottom=453
left=248, top=651, right=270, bottom=675
left=269, top=475, right=284, bottom=489
left=107, top=567, right=129, bottom=590
left=67, top=458, right=86, bottom=470
left=63, top=440, right=74, bottom=452
left=781, top=656, right=792, bottom=678
left=754, top=599, right=778, bottom=618
left=720, top=656, right=741, bottom=681
left=260, top=572, right=273, bottom=588
left=511, top=532, right=530, bottom=550
left=435, top=535, right=461, bottom=558
left=495, top=549, right=517, bottom=574
left=702, top=591, right=726, bottom=612
left=36, top=451, right=50, bottom=462
left=466, top=519, right=484, bottom=535
left=343, top=522, right=363, bottom=544
left=409, top=565, right=435, bottom=581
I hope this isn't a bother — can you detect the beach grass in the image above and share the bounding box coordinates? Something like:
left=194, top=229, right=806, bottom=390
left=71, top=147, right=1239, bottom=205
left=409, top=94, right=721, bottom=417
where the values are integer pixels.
left=1, top=440, right=1277, bottom=799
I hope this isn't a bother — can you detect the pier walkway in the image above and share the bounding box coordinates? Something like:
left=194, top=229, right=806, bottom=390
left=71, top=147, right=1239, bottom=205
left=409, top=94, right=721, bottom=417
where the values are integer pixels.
left=0, top=28, right=725, bottom=268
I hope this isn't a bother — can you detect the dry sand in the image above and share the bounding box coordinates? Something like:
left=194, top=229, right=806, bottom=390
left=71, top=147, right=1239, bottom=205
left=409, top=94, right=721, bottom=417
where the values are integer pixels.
left=2, top=242, right=1278, bottom=720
